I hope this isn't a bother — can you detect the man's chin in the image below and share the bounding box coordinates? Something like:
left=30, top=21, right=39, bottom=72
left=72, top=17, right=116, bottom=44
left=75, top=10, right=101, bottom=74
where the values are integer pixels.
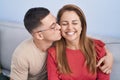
left=55, top=37, right=61, bottom=41
left=58, top=36, right=62, bottom=40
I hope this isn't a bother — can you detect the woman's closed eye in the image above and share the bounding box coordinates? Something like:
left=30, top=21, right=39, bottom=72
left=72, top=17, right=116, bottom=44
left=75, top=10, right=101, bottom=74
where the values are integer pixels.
left=60, top=22, right=68, bottom=26
left=72, top=22, right=78, bottom=25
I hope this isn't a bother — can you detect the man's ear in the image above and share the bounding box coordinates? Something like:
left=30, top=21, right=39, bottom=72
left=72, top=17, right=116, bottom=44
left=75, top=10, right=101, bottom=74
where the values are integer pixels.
left=34, top=32, right=44, bottom=40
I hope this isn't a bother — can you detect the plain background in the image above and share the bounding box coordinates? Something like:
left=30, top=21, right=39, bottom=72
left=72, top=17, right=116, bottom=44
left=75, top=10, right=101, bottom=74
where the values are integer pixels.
left=0, top=0, right=120, bottom=38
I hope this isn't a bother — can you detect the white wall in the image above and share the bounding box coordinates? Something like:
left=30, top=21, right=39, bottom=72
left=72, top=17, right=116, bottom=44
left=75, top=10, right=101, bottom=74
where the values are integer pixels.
left=0, top=0, right=120, bottom=38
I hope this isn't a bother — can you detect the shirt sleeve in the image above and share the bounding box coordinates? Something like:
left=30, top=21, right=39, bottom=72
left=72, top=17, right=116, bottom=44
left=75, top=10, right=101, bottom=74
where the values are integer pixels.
left=10, top=52, right=29, bottom=80
left=47, top=47, right=60, bottom=80
left=94, top=39, right=106, bottom=60
left=94, top=39, right=110, bottom=80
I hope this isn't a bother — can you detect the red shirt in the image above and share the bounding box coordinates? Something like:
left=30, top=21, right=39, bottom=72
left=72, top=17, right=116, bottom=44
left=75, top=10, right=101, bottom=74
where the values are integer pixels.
left=47, top=40, right=110, bottom=80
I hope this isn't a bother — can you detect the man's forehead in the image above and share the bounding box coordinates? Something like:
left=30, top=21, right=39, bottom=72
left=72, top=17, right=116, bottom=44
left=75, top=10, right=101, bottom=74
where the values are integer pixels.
left=41, top=13, right=56, bottom=23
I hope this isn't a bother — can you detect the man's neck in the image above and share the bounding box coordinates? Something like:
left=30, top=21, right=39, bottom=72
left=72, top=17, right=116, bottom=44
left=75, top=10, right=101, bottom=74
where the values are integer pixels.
left=33, top=39, right=52, bottom=52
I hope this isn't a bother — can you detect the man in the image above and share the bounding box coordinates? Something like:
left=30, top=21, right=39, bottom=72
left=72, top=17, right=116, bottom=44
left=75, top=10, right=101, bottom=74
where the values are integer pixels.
left=10, top=7, right=61, bottom=80
left=10, top=7, right=113, bottom=80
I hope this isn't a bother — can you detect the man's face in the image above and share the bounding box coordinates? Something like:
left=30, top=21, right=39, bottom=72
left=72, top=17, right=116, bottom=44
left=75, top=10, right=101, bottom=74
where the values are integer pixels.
left=37, top=13, right=61, bottom=42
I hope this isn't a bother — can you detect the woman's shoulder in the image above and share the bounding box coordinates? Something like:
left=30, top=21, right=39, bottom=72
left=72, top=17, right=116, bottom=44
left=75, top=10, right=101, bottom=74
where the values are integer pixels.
left=93, top=39, right=106, bottom=60
left=48, top=47, right=56, bottom=59
left=48, top=47, right=56, bottom=53
left=93, top=39, right=105, bottom=47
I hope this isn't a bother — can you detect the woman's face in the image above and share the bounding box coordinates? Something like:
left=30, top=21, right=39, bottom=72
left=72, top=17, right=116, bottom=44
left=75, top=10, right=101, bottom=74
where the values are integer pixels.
left=60, top=11, right=82, bottom=42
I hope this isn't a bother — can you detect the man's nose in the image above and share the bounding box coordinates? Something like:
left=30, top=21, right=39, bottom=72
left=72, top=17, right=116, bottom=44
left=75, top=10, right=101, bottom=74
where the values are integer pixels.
left=56, top=24, right=61, bottom=30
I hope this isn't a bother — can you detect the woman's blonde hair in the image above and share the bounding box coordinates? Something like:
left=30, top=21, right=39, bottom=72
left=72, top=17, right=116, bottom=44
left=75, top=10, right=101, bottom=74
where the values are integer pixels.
left=55, top=4, right=97, bottom=74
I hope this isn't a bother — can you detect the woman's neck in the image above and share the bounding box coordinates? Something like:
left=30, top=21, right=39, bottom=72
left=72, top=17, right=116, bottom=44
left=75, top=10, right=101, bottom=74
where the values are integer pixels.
left=66, top=40, right=80, bottom=50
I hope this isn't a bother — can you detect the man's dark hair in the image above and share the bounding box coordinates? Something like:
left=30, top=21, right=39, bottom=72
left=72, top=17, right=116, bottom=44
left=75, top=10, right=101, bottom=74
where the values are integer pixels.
left=24, top=7, right=50, bottom=33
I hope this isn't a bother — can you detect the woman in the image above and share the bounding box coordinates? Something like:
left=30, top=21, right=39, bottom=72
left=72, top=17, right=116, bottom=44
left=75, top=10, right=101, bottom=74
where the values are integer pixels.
left=47, top=4, right=110, bottom=80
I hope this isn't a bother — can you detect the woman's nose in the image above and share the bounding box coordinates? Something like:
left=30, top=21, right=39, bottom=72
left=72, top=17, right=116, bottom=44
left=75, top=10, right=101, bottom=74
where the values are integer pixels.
left=67, top=24, right=73, bottom=29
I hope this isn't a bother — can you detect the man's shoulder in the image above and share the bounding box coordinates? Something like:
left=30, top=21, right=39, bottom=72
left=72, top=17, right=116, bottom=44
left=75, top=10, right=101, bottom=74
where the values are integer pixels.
left=11, top=39, right=34, bottom=67
left=13, top=38, right=34, bottom=56
left=15, top=38, right=33, bottom=50
left=18, top=38, right=33, bottom=46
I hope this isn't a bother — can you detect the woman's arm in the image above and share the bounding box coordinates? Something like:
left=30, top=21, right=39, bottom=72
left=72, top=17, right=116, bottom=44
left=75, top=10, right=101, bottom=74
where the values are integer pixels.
left=97, top=46, right=113, bottom=74
left=97, top=66, right=110, bottom=80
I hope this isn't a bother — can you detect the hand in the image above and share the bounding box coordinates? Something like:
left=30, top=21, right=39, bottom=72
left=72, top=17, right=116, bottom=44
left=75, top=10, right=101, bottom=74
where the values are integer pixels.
left=97, top=48, right=113, bottom=74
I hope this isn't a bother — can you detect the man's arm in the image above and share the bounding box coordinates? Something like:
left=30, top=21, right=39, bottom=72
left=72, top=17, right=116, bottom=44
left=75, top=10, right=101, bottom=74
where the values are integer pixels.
left=97, top=46, right=113, bottom=74
left=10, top=53, right=29, bottom=80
